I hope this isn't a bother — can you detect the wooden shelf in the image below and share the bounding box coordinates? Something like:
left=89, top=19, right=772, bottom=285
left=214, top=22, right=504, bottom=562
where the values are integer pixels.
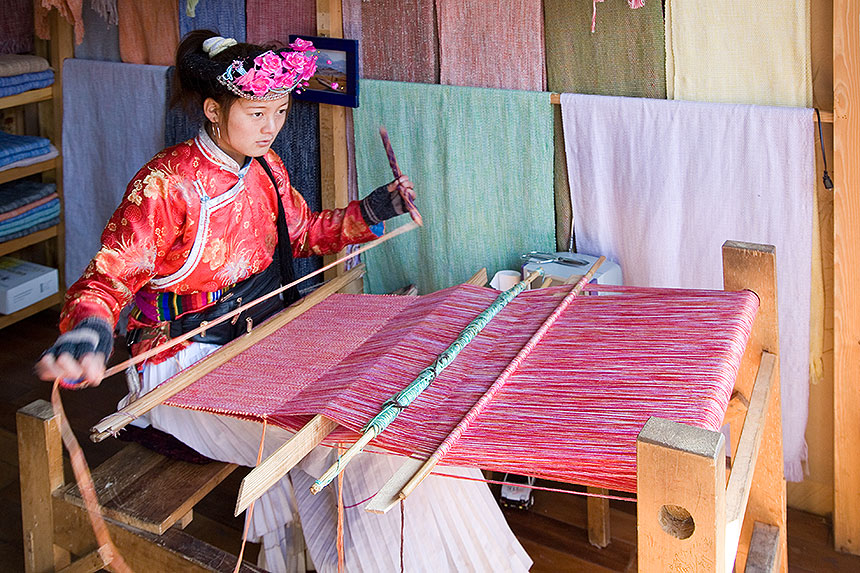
left=0, top=86, right=53, bottom=111
left=0, top=292, right=61, bottom=329
left=0, top=226, right=59, bottom=258
left=0, top=156, right=58, bottom=185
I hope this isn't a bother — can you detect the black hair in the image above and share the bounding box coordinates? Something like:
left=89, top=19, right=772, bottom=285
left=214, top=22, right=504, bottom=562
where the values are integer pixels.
left=170, top=30, right=280, bottom=122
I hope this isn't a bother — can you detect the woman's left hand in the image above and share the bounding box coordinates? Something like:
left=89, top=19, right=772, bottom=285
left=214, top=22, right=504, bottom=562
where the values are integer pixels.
left=387, top=174, right=422, bottom=226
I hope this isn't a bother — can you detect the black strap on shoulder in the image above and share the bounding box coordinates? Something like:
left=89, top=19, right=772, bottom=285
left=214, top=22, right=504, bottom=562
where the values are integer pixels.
left=255, top=156, right=300, bottom=306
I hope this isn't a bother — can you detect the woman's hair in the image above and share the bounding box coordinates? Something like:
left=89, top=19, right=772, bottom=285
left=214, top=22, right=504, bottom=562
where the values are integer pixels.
left=171, top=30, right=278, bottom=122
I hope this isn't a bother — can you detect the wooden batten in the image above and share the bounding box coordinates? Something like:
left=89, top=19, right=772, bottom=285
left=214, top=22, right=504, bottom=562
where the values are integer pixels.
left=235, top=414, right=339, bottom=516
left=721, top=241, right=785, bottom=571
left=637, top=417, right=727, bottom=572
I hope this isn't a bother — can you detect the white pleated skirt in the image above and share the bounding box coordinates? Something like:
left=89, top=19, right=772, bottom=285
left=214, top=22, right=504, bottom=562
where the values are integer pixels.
left=133, top=342, right=532, bottom=573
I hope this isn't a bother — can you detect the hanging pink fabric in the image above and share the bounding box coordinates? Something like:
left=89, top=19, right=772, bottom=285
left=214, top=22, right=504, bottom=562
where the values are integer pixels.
left=343, top=0, right=438, bottom=83
left=246, top=0, right=316, bottom=45
left=117, top=0, right=178, bottom=66
left=436, top=0, right=545, bottom=90
left=35, top=0, right=84, bottom=45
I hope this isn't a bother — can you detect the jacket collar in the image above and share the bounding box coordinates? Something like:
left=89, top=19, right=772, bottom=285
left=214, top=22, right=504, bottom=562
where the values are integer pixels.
left=196, top=126, right=252, bottom=177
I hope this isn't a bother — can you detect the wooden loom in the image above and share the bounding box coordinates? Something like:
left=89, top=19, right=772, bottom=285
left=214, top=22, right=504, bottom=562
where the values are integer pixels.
left=17, top=241, right=785, bottom=572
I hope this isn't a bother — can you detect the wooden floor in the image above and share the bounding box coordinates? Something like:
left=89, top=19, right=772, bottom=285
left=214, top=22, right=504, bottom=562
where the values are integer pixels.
left=2, top=309, right=860, bottom=572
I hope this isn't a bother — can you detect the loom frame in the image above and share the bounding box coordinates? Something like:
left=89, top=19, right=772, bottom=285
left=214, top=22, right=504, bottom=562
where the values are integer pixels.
left=637, top=241, right=785, bottom=572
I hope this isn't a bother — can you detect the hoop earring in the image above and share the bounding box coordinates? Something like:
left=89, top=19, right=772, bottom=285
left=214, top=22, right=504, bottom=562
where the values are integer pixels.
left=213, top=123, right=221, bottom=141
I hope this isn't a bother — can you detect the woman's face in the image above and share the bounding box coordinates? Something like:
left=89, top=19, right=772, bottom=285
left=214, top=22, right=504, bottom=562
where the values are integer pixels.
left=206, top=96, right=290, bottom=164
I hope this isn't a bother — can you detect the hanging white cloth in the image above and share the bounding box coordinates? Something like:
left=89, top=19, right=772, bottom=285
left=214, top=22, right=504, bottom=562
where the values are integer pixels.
left=560, top=92, right=814, bottom=480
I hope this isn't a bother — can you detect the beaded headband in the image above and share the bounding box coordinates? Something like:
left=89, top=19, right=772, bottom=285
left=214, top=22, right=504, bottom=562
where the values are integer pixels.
left=214, top=38, right=318, bottom=101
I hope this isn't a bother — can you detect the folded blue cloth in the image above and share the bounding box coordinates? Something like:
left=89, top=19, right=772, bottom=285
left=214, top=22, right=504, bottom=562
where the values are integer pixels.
left=0, top=69, right=54, bottom=88
left=0, top=76, right=55, bottom=98
left=0, top=132, right=51, bottom=168
left=0, top=198, right=61, bottom=240
left=0, top=180, right=56, bottom=214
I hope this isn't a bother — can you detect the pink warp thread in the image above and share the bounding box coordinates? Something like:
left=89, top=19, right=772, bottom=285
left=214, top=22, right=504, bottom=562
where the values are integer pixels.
left=166, top=283, right=758, bottom=492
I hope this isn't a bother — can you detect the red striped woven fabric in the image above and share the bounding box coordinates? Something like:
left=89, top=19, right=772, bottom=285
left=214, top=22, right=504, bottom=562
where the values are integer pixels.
left=166, top=284, right=757, bottom=492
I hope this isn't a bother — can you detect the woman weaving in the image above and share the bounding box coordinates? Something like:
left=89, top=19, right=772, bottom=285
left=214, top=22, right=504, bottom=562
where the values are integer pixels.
left=36, top=31, right=530, bottom=572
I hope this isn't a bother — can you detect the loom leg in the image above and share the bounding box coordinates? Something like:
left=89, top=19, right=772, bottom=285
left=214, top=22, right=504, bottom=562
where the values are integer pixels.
left=637, top=417, right=727, bottom=572
left=17, top=400, right=71, bottom=573
left=722, top=241, right=786, bottom=572
left=586, top=487, right=610, bottom=547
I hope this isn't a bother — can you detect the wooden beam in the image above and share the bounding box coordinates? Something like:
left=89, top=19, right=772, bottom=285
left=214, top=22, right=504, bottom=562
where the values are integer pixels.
left=586, top=487, right=610, bottom=548
left=55, top=549, right=107, bottom=573
left=637, top=417, right=726, bottom=572
left=17, top=400, right=71, bottom=573
left=317, top=0, right=350, bottom=282
left=745, top=522, right=781, bottom=573
left=725, top=352, right=778, bottom=567
left=52, top=498, right=267, bottom=572
left=722, top=241, right=786, bottom=572
left=833, top=0, right=860, bottom=555
left=465, top=268, right=488, bottom=287
left=235, top=414, right=339, bottom=516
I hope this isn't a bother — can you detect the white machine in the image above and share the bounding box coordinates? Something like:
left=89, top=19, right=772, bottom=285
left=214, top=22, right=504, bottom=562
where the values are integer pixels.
left=521, top=251, right=623, bottom=287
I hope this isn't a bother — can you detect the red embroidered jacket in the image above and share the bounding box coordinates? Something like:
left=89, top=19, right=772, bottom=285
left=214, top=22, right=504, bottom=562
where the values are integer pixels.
left=60, top=129, right=378, bottom=344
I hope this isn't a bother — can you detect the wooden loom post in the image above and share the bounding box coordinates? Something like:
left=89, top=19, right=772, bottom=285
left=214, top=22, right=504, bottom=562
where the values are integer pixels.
left=722, top=241, right=785, bottom=571
left=17, top=401, right=71, bottom=572
left=833, top=0, right=860, bottom=555
left=637, top=417, right=727, bottom=572
left=316, top=0, right=352, bottom=286
left=637, top=241, right=783, bottom=572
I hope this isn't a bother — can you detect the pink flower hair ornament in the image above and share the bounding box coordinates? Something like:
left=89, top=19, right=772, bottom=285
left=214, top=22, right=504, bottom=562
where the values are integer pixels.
left=217, top=39, right=318, bottom=101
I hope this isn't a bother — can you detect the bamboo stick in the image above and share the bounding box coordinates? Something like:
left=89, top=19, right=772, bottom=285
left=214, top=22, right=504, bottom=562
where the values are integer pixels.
left=309, top=269, right=545, bottom=495
left=101, top=221, right=419, bottom=380
left=396, top=257, right=605, bottom=502
left=90, top=265, right=367, bottom=442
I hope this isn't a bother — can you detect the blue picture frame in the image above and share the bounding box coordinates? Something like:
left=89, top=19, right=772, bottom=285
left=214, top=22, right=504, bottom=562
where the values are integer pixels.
left=289, top=35, right=359, bottom=108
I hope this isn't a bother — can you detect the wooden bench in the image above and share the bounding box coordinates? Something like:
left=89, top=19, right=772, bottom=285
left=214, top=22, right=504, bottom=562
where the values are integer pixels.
left=17, top=399, right=265, bottom=572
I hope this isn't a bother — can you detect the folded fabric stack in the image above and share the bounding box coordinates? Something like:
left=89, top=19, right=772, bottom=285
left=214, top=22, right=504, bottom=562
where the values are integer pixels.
left=0, top=131, right=52, bottom=170
left=0, top=55, right=54, bottom=98
left=0, top=180, right=59, bottom=243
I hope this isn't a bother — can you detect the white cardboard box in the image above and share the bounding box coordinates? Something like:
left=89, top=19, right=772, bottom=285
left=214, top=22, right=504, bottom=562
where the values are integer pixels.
left=0, top=257, right=59, bottom=315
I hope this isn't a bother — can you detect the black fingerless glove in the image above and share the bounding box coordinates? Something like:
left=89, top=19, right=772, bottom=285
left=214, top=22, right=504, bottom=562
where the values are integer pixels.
left=41, top=317, right=114, bottom=363
left=359, top=184, right=406, bottom=226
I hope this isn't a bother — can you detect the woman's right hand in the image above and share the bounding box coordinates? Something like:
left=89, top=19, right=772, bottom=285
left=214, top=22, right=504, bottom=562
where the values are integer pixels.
left=35, top=318, right=114, bottom=388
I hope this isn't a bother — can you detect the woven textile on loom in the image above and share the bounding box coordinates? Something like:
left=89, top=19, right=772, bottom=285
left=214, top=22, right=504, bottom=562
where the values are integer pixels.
left=165, top=284, right=758, bottom=492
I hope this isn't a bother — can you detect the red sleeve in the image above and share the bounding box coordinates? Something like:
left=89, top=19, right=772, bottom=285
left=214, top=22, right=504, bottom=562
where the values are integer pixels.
left=60, top=163, right=182, bottom=332
left=265, top=151, right=379, bottom=258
